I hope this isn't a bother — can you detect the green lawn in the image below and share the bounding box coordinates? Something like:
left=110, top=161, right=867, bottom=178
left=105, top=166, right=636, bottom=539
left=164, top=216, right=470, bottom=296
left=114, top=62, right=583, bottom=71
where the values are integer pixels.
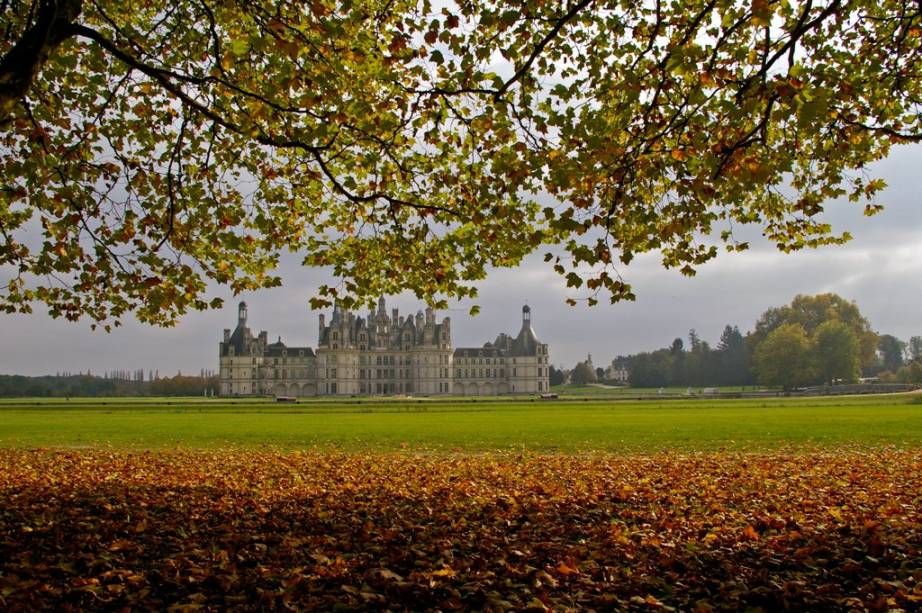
left=1, top=392, right=920, bottom=452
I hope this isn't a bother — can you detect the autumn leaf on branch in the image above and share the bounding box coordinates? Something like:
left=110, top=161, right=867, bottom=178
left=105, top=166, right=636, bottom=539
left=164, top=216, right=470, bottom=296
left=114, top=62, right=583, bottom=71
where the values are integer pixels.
left=0, top=0, right=919, bottom=323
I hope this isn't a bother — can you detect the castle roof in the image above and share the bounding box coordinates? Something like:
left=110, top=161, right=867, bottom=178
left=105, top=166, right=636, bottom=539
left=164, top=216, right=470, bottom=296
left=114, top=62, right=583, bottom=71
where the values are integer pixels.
left=226, top=323, right=248, bottom=354
left=453, top=347, right=504, bottom=358
left=510, top=321, right=539, bottom=356
left=266, top=345, right=314, bottom=358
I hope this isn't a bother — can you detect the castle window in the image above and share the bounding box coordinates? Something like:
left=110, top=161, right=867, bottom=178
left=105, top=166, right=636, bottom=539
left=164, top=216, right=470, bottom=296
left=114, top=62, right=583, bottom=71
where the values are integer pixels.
left=332, top=332, right=338, bottom=340
left=360, top=345, right=366, bottom=351
left=332, top=343, right=338, bottom=349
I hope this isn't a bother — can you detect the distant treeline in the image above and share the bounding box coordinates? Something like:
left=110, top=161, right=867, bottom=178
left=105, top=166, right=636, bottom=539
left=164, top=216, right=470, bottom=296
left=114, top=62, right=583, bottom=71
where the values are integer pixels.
left=564, top=293, right=922, bottom=390
left=0, top=373, right=219, bottom=397
left=625, top=325, right=755, bottom=388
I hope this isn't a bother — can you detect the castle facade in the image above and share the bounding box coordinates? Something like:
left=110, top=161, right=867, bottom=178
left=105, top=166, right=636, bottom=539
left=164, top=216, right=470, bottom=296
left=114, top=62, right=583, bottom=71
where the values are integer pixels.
left=219, top=299, right=550, bottom=397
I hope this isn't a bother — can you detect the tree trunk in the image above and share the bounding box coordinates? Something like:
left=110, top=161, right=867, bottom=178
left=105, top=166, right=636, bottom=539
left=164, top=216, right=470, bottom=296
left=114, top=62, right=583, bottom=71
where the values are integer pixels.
left=0, top=0, right=82, bottom=125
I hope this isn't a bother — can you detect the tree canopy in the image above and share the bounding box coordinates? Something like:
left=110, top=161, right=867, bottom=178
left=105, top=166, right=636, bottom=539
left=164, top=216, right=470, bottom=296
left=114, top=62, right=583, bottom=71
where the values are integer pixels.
left=2, top=0, right=920, bottom=325
left=812, top=319, right=860, bottom=384
left=753, top=322, right=814, bottom=390
left=877, top=333, right=907, bottom=372
left=570, top=358, right=597, bottom=384
left=749, top=293, right=878, bottom=366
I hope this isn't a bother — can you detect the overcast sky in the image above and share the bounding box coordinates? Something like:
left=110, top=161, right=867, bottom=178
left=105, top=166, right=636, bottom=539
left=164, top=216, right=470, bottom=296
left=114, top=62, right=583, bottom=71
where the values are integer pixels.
left=1, top=144, right=920, bottom=376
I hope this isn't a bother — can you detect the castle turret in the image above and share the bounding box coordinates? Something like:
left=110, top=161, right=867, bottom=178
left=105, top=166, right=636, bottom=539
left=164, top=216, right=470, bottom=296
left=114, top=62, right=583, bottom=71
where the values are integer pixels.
left=238, top=301, right=248, bottom=326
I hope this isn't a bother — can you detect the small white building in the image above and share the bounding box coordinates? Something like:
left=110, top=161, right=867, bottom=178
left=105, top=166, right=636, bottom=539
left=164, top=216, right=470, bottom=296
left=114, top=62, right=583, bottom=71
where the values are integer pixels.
left=605, top=358, right=630, bottom=383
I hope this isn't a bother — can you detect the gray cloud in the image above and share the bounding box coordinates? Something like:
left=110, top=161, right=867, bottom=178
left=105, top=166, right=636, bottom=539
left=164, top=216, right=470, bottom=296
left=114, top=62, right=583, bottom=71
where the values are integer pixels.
left=1, top=144, right=919, bottom=375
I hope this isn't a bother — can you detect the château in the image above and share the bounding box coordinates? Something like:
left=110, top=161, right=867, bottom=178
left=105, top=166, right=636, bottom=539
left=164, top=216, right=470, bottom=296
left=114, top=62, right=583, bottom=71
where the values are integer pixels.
left=219, top=298, right=550, bottom=396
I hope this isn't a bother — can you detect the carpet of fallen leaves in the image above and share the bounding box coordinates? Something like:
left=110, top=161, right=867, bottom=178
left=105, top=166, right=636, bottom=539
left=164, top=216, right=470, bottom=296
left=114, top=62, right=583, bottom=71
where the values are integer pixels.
left=0, top=449, right=920, bottom=611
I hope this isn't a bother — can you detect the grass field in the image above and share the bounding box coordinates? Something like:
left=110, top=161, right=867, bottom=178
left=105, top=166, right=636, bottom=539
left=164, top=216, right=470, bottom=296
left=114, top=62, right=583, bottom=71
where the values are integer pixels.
left=550, top=383, right=761, bottom=395
left=1, top=392, right=920, bottom=451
